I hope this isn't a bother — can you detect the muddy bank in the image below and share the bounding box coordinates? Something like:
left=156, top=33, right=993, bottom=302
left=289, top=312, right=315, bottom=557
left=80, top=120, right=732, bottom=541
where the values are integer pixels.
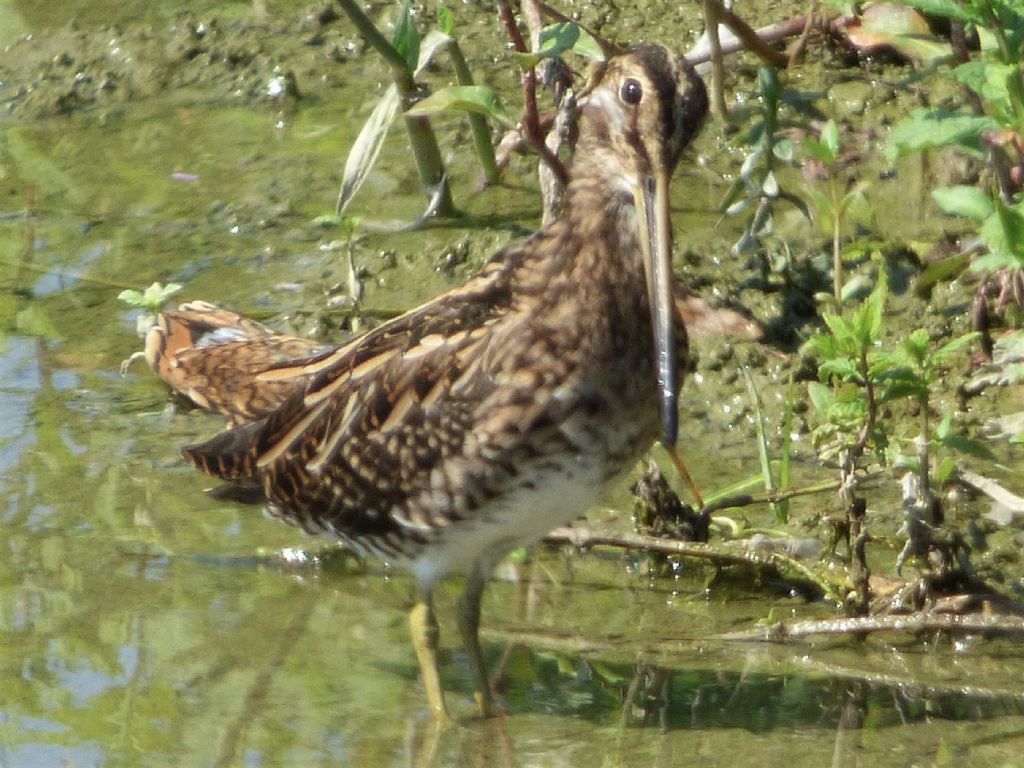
left=0, top=4, right=355, bottom=118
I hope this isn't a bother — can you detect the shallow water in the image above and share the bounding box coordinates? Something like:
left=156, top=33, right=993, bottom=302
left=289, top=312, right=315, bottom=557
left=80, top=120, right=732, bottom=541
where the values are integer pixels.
left=3, top=1, right=1024, bottom=767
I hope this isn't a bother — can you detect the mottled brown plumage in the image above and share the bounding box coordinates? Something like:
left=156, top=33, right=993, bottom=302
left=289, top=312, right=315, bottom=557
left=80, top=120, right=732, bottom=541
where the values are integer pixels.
left=144, top=45, right=709, bottom=721
left=146, top=301, right=331, bottom=425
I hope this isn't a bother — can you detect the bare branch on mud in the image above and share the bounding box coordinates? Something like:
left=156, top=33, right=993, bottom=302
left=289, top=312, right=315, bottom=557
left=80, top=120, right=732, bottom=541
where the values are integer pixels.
left=544, top=526, right=843, bottom=602
left=720, top=612, right=1024, bottom=642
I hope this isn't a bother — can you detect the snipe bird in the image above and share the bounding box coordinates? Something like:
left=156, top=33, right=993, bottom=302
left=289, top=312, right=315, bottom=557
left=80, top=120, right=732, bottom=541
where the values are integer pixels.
left=144, top=44, right=708, bottom=722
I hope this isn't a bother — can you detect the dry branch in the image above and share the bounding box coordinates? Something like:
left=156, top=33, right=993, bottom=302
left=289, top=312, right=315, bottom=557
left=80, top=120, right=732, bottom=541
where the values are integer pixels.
left=721, top=612, right=1024, bottom=642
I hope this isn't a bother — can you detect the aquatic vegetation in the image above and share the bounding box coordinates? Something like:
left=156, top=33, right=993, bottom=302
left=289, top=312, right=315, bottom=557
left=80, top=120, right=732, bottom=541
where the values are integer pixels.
left=887, top=0, right=1024, bottom=350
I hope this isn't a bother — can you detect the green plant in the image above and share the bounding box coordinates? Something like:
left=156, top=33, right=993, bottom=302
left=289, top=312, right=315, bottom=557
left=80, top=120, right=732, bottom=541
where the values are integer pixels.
left=802, top=119, right=870, bottom=305
left=119, top=282, right=182, bottom=338
left=723, top=70, right=869, bottom=300
left=887, top=0, right=1024, bottom=337
left=803, top=263, right=981, bottom=609
left=722, top=67, right=807, bottom=280
left=335, top=1, right=455, bottom=217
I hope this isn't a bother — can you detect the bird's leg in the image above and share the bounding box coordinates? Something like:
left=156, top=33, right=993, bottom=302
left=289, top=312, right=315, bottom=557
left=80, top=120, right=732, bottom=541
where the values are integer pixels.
left=409, top=592, right=452, bottom=725
left=457, top=564, right=494, bottom=716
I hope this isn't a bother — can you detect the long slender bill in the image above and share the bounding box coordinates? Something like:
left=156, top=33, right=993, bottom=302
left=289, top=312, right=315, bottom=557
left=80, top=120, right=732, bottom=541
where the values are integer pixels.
left=635, top=168, right=677, bottom=448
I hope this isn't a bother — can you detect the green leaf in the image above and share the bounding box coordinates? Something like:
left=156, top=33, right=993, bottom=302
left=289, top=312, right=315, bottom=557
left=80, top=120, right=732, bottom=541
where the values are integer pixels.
left=802, top=138, right=835, bottom=166
left=885, top=109, right=999, bottom=162
left=938, top=434, right=996, bottom=459
left=933, top=455, right=957, bottom=486
left=821, top=119, right=839, bottom=160
left=873, top=364, right=922, bottom=387
left=915, top=251, right=970, bottom=295
left=822, top=311, right=855, bottom=347
left=980, top=201, right=1024, bottom=264
left=931, top=331, right=980, bottom=364
left=833, top=381, right=864, bottom=405
left=840, top=273, right=875, bottom=302
left=513, top=22, right=603, bottom=67
left=773, top=137, right=795, bottom=162
left=802, top=331, right=838, bottom=360
left=414, top=29, right=454, bottom=76
left=873, top=347, right=913, bottom=372
left=118, top=289, right=145, bottom=307
left=436, top=5, right=453, bottom=35
left=876, top=377, right=926, bottom=402
left=843, top=3, right=949, bottom=63
left=890, top=0, right=972, bottom=21
left=392, top=1, right=420, bottom=71
left=806, top=187, right=834, bottom=224
left=778, top=371, right=795, bottom=522
left=904, top=328, right=930, bottom=362
left=969, top=250, right=1020, bottom=273
left=807, top=381, right=835, bottom=414
left=931, top=185, right=994, bottom=222
left=312, top=213, right=344, bottom=227
left=854, top=266, right=887, bottom=348
left=406, top=85, right=514, bottom=128
left=757, top=66, right=780, bottom=110
left=119, top=282, right=182, bottom=312
left=820, top=357, right=861, bottom=380
left=952, top=61, right=1015, bottom=126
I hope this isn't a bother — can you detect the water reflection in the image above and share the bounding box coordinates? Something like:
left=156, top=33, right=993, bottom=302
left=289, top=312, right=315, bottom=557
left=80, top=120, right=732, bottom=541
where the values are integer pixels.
left=2, top=4, right=1024, bottom=766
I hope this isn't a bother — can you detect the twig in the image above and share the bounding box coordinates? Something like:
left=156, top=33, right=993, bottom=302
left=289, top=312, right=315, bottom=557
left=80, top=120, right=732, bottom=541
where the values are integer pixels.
left=523, top=0, right=568, bottom=220
left=701, top=0, right=728, bottom=118
left=742, top=645, right=1024, bottom=702
left=686, top=16, right=808, bottom=66
left=720, top=612, right=1024, bottom=642
left=958, top=467, right=1024, bottom=521
left=495, top=0, right=569, bottom=185
left=787, top=1, right=818, bottom=67
left=544, top=526, right=843, bottom=602
left=704, top=479, right=841, bottom=514
left=701, top=0, right=791, bottom=69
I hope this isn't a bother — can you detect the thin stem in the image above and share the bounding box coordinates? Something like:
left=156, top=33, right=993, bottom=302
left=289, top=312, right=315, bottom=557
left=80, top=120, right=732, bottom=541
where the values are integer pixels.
left=853, top=348, right=876, bottom=459
left=707, top=0, right=790, bottom=68
left=702, top=0, right=728, bottom=119
left=495, top=0, right=568, bottom=185
left=336, top=0, right=455, bottom=216
left=832, top=180, right=843, bottom=302
left=337, top=0, right=410, bottom=75
left=445, top=39, right=500, bottom=184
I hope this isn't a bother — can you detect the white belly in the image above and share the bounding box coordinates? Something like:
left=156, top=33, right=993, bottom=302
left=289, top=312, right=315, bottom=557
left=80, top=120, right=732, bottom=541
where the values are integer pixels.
left=406, top=452, right=612, bottom=590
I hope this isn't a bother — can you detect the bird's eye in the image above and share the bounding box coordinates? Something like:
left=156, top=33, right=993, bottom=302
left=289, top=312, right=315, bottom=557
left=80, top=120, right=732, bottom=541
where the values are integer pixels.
left=620, top=79, right=643, bottom=105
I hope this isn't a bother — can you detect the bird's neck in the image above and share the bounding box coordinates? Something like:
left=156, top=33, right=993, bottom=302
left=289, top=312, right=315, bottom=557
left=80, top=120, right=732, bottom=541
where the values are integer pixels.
left=560, top=169, right=648, bottom=287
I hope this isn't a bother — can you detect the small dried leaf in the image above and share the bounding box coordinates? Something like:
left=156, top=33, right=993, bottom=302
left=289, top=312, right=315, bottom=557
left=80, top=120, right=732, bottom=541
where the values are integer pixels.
left=337, top=86, right=401, bottom=216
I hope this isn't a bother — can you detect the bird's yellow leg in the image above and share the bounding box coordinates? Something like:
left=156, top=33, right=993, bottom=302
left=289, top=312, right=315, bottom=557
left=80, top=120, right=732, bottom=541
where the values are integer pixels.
left=457, top=566, right=493, bottom=717
left=409, top=596, right=453, bottom=725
